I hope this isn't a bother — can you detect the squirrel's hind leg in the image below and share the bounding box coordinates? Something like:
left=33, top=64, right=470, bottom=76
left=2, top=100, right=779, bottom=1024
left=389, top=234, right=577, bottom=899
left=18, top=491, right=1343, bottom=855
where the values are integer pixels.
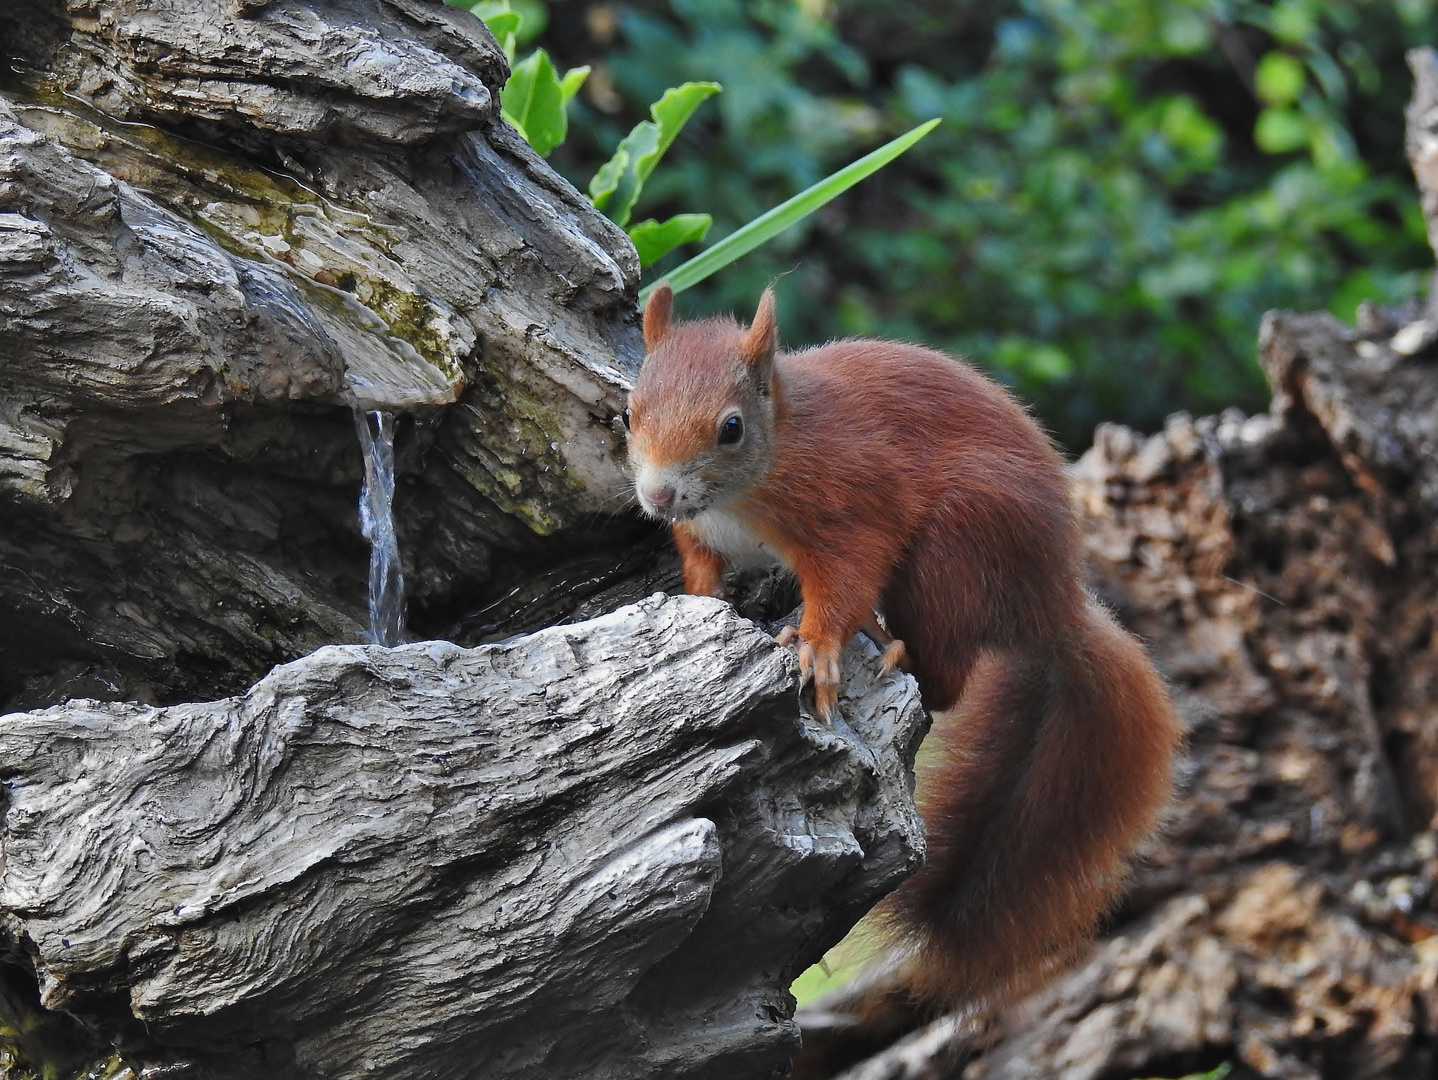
left=861, top=614, right=909, bottom=675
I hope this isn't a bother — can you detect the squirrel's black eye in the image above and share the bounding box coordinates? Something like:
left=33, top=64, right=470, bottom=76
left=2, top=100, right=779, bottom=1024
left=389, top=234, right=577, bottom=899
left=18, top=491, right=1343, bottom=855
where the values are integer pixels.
left=621, top=407, right=631, bottom=431
left=718, top=415, right=744, bottom=445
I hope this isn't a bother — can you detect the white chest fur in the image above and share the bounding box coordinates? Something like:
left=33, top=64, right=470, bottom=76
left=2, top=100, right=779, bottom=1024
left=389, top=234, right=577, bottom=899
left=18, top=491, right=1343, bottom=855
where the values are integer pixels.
left=689, top=507, right=786, bottom=570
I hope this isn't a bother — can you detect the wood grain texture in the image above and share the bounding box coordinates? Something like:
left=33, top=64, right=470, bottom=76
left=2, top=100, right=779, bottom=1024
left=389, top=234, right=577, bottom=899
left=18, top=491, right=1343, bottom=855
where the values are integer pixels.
left=0, top=594, right=927, bottom=1080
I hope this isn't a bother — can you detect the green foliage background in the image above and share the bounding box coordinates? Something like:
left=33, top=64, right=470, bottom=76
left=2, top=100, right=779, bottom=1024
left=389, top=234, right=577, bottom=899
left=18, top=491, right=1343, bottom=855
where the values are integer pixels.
left=523, top=0, right=1438, bottom=446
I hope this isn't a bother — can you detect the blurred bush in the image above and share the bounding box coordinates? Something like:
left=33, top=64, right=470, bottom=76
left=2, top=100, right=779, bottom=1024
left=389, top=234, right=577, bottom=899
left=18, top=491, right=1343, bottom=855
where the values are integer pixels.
left=525, top=0, right=1438, bottom=446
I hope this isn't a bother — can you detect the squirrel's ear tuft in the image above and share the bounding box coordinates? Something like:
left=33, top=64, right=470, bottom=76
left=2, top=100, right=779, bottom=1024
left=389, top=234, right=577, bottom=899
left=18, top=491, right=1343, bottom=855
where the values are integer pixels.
left=643, top=284, right=674, bottom=352
left=742, top=288, right=777, bottom=368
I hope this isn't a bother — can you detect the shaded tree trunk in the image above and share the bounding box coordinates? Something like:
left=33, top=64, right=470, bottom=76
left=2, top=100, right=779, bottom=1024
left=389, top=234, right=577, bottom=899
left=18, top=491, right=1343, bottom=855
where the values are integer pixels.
left=795, top=46, right=1438, bottom=1080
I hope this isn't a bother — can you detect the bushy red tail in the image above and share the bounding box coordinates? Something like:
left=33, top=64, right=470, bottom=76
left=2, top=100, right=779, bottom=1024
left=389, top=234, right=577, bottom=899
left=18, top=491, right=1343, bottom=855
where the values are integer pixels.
left=887, top=600, right=1181, bottom=1006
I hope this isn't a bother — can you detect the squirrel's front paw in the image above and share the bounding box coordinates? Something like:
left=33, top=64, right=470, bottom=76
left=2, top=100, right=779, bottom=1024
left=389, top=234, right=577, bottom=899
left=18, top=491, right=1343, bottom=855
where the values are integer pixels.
left=775, top=626, right=841, bottom=721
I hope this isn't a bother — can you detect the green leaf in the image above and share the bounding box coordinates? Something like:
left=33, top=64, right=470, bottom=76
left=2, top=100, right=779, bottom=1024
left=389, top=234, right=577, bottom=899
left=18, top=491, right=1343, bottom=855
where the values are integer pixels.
left=1159, top=95, right=1222, bottom=165
left=1270, top=0, right=1316, bottom=45
left=645, top=83, right=722, bottom=167
left=1255, top=52, right=1306, bottom=107
left=628, top=214, right=712, bottom=267
left=477, top=9, right=521, bottom=41
left=992, top=335, right=1074, bottom=384
left=1160, top=10, right=1211, bottom=54
left=1024, top=344, right=1074, bottom=381
left=1254, top=107, right=1309, bottom=153
left=642, top=118, right=941, bottom=303
left=469, top=1, right=520, bottom=58
left=591, top=123, right=660, bottom=224
left=560, top=65, right=590, bottom=106
left=1139, top=1063, right=1231, bottom=1080
left=589, top=147, right=630, bottom=211
left=509, top=0, right=547, bottom=45
left=501, top=49, right=567, bottom=157
left=589, top=81, right=722, bottom=227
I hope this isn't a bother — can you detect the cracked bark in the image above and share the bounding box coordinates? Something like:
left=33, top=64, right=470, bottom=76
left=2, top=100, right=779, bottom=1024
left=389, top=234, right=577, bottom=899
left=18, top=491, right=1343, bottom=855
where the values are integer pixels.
left=0, top=596, right=927, bottom=1079
left=0, top=4, right=929, bottom=1077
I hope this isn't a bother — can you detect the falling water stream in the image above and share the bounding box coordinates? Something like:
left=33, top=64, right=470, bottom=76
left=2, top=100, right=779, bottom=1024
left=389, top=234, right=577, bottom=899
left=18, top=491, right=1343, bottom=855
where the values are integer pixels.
left=354, top=409, right=406, bottom=646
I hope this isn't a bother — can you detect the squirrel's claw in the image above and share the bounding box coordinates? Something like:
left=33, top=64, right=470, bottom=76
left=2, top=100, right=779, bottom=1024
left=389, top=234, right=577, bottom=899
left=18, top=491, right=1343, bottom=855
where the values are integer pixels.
left=813, top=680, right=838, bottom=721
left=796, top=640, right=816, bottom=688
left=862, top=616, right=910, bottom=676
left=810, top=643, right=842, bottom=721
left=776, top=626, right=840, bottom=721
left=776, top=624, right=811, bottom=684
left=880, top=638, right=908, bottom=676
left=776, top=627, right=812, bottom=685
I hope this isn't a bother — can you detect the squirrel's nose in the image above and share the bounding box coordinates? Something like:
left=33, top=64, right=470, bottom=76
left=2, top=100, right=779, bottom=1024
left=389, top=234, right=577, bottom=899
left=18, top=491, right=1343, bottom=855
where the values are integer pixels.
left=647, top=486, right=676, bottom=509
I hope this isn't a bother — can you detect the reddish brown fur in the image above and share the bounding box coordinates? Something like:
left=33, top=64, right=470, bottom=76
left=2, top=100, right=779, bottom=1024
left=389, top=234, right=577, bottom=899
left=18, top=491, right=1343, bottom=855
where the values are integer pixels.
left=895, top=601, right=1179, bottom=1003
left=672, top=521, right=726, bottom=596
left=627, top=317, right=764, bottom=469
left=627, top=287, right=1182, bottom=1008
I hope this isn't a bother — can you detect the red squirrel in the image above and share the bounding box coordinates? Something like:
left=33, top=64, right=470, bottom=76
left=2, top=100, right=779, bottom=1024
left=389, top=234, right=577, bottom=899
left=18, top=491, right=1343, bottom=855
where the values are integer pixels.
left=623, top=283, right=1181, bottom=1006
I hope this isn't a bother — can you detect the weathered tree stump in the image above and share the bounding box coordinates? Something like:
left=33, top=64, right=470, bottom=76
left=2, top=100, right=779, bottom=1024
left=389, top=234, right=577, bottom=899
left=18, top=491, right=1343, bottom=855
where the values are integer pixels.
left=0, top=3, right=939, bottom=1075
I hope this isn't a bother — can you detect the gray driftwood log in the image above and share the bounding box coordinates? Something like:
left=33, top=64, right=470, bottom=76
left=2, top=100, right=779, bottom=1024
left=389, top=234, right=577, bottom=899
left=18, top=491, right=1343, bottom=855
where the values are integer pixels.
left=0, top=595, right=926, bottom=1079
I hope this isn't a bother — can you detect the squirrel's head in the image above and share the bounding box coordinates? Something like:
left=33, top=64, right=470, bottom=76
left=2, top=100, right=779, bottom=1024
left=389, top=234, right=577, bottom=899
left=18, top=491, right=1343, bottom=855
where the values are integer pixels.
left=624, top=284, right=779, bottom=523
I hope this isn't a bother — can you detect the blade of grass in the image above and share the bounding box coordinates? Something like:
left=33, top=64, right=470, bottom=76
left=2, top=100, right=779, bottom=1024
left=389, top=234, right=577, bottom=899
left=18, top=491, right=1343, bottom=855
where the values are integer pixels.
left=639, top=118, right=940, bottom=305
